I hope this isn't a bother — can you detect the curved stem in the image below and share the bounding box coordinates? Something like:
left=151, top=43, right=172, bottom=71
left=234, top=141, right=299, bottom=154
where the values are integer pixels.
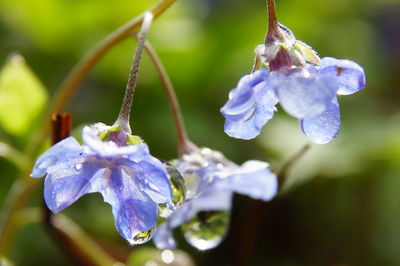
left=264, top=0, right=281, bottom=44
left=50, top=0, right=178, bottom=115
left=16, top=208, right=119, bottom=266
left=141, top=40, right=196, bottom=155
left=28, top=0, right=179, bottom=155
left=52, top=214, right=120, bottom=266
left=277, top=143, right=311, bottom=189
left=114, top=12, right=153, bottom=134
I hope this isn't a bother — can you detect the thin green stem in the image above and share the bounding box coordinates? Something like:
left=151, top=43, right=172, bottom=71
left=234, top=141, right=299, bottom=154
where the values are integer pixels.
left=277, top=143, right=311, bottom=189
left=114, top=12, right=153, bottom=134
left=0, top=174, right=37, bottom=255
left=51, top=214, right=120, bottom=266
left=14, top=208, right=119, bottom=266
left=141, top=40, right=196, bottom=156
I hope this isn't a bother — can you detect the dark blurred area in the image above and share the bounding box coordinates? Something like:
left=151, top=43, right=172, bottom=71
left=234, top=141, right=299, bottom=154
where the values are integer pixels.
left=1, top=0, right=400, bottom=265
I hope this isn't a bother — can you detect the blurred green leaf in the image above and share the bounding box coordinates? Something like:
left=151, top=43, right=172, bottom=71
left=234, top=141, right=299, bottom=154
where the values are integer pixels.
left=0, top=54, right=47, bottom=136
left=0, top=141, right=29, bottom=169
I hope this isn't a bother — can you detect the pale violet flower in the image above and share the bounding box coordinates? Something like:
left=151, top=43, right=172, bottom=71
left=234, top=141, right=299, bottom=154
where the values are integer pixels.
left=221, top=21, right=366, bottom=144
left=153, top=147, right=278, bottom=250
left=221, top=57, right=365, bottom=144
left=31, top=125, right=173, bottom=244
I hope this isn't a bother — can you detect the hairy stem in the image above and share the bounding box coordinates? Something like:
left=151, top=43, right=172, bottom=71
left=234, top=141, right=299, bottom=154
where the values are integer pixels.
left=264, top=0, right=281, bottom=44
left=141, top=40, right=196, bottom=155
left=114, top=12, right=153, bottom=133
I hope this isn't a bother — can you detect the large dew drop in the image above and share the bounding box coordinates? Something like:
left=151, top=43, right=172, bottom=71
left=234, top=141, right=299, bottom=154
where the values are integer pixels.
left=181, top=210, right=230, bottom=250
left=129, top=226, right=156, bottom=245
left=159, top=161, right=187, bottom=218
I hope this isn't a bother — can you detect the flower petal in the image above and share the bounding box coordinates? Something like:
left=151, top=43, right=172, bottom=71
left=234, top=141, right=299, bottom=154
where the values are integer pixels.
left=300, top=97, right=340, bottom=144
left=191, top=185, right=233, bottom=212
left=121, top=158, right=173, bottom=208
left=153, top=223, right=177, bottom=249
left=319, top=57, right=366, bottom=95
left=99, top=168, right=158, bottom=243
left=221, top=70, right=268, bottom=122
left=44, top=161, right=105, bottom=213
left=82, top=126, right=148, bottom=158
left=224, top=74, right=278, bottom=139
left=273, top=66, right=338, bottom=118
left=216, top=160, right=278, bottom=201
left=31, top=137, right=83, bottom=178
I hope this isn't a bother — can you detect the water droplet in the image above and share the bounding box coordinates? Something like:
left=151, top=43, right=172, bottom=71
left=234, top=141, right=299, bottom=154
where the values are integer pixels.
left=181, top=210, right=230, bottom=250
left=159, top=161, right=187, bottom=218
left=158, top=203, right=171, bottom=218
left=183, top=173, right=201, bottom=199
left=129, top=226, right=156, bottom=245
left=75, top=163, right=82, bottom=170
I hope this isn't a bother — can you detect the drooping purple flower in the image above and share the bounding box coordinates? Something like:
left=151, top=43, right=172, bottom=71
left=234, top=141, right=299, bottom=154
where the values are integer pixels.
left=153, top=147, right=278, bottom=250
left=31, top=125, right=173, bottom=244
left=221, top=56, right=365, bottom=144
left=221, top=20, right=366, bottom=144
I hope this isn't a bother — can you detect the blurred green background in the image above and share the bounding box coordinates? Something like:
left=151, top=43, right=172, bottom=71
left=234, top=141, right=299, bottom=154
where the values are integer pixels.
left=1, top=0, right=400, bottom=265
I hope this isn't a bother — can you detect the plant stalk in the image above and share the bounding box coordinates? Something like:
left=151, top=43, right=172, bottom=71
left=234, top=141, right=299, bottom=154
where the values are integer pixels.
left=264, top=0, right=281, bottom=44
left=141, top=40, right=196, bottom=155
left=114, top=12, right=153, bottom=134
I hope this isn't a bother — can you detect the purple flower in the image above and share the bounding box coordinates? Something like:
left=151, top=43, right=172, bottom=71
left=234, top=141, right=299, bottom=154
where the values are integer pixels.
left=153, top=147, right=278, bottom=250
left=221, top=56, right=365, bottom=144
left=31, top=125, right=173, bottom=244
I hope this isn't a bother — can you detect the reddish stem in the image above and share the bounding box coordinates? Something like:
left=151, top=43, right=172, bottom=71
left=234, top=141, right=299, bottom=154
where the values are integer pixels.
left=264, top=0, right=282, bottom=44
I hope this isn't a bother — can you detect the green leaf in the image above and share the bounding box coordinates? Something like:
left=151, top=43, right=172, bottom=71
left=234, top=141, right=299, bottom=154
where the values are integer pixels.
left=0, top=54, right=48, bottom=136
